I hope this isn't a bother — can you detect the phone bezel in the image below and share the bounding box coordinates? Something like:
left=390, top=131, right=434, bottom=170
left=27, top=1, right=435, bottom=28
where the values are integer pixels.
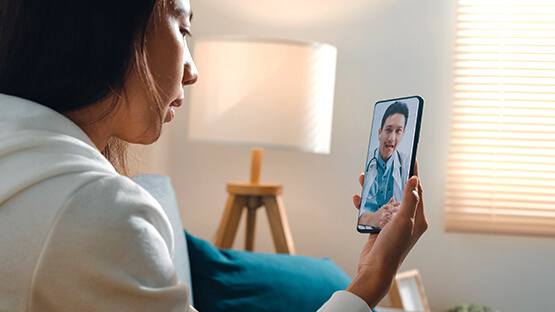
left=357, top=95, right=424, bottom=234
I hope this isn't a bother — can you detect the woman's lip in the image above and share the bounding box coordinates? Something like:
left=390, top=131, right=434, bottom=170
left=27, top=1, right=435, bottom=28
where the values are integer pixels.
left=170, top=99, right=183, bottom=107
left=165, top=107, right=175, bottom=123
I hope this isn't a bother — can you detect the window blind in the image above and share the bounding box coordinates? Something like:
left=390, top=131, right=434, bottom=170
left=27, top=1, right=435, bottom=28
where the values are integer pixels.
left=446, top=0, right=555, bottom=236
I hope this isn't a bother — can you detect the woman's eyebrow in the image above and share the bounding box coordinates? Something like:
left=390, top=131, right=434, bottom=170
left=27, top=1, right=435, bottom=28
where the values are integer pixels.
left=175, top=6, right=193, bottom=21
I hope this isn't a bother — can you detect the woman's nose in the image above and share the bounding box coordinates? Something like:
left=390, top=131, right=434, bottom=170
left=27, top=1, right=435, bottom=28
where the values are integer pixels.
left=182, top=61, right=198, bottom=86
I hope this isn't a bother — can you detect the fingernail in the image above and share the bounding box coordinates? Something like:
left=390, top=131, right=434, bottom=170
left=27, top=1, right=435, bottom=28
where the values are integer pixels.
left=409, top=176, right=418, bottom=189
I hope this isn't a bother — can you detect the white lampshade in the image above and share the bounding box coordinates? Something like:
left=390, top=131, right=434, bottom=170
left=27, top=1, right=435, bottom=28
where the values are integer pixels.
left=188, top=37, right=337, bottom=154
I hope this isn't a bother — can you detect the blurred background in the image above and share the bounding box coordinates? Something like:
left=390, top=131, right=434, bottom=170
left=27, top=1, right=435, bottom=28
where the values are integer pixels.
left=132, top=0, right=555, bottom=310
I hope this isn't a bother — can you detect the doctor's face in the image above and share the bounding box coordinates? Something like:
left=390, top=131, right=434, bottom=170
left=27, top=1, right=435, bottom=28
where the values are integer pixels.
left=378, top=113, right=406, bottom=162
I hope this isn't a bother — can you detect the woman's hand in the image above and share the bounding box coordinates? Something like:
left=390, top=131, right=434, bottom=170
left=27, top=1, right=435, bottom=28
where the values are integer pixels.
left=346, top=162, right=428, bottom=309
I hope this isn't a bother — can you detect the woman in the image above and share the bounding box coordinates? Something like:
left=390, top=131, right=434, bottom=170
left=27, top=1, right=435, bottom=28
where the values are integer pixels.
left=0, top=0, right=427, bottom=311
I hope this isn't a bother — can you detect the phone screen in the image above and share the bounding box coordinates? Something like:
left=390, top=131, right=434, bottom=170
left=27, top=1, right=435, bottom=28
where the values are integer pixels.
left=357, top=96, right=423, bottom=233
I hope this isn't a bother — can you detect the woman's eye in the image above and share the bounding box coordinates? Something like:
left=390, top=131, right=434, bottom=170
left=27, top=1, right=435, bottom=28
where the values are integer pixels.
left=180, top=28, right=192, bottom=38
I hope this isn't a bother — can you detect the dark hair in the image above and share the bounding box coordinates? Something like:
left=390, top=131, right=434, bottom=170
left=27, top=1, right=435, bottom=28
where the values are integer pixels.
left=0, top=0, right=164, bottom=175
left=0, top=0, right=158, bottom=113
left=380, top=101, right=409, bottom=129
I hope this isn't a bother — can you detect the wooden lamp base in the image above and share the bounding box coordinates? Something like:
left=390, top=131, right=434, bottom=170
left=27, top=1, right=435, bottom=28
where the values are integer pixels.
left=214, top=149, right=296, bottom=254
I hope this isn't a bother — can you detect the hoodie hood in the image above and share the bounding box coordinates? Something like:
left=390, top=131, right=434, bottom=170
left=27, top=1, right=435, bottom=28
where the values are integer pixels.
left=0, top=94, right=116, bottom=205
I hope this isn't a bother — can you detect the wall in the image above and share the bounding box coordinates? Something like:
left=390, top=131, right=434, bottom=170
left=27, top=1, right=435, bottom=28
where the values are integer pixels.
left=135, top=0, right=555, bottom=310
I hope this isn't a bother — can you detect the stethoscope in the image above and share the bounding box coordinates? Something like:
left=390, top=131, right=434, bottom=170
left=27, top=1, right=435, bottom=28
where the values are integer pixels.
left=366, top=153, right=378, bottom=172
left=366, top=148, right=403, bottom=176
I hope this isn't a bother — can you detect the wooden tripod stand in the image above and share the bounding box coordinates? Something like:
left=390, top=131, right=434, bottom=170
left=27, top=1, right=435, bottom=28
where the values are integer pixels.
left=214, top=149, right=295, bottom=254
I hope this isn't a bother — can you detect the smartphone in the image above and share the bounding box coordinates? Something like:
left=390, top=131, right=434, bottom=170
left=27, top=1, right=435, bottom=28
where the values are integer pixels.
left=357, top=95, right=423, bottom=233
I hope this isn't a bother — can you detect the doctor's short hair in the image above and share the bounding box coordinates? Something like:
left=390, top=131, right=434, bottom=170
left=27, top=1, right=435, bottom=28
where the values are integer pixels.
left=380, top=101, right=409, bottom=129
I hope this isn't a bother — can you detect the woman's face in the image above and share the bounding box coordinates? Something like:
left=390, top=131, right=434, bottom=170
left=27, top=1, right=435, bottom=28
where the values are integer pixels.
left=114, top=0, right=197, bottom=145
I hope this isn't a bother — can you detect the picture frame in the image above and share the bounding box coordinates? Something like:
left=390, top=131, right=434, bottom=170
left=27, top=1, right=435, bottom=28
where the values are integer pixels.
left=388, top=269, right=430, bottom=312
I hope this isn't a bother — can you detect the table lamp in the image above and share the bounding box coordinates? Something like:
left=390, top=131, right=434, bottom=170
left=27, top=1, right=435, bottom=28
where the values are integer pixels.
left=188, top=37, right=337, bottom=254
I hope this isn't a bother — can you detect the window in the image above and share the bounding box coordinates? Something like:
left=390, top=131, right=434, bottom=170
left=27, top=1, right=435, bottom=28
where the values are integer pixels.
left=445, top=0, right=555, bottom=236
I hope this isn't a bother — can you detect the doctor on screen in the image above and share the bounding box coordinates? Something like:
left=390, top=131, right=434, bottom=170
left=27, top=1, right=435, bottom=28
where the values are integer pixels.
left=360, top=101, right=410, bottom=216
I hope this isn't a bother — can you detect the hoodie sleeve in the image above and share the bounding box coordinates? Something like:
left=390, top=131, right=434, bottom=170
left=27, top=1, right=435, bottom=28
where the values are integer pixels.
left=318, top=291, right=372, bottom=312
left=29, top=175, right=197, bottom=312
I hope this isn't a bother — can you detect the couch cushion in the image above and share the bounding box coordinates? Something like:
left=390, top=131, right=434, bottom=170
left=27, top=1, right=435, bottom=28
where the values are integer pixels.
left=131, top=174, right=193, bottom=302
left=186, top=231, right=352, bottom=312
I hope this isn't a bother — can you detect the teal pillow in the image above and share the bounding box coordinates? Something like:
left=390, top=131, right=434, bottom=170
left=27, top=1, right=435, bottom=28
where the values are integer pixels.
left=185, top=232, right=352, bottom=312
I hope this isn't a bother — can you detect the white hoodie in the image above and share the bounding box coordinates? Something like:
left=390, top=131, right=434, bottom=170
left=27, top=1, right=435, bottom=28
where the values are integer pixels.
left=0, top=94, right=369, bottom=312
left=0, top=94, right=194, bottom=312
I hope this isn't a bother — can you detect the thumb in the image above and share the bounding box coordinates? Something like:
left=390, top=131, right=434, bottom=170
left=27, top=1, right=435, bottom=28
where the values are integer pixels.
left=388, top=197, right=395, bottom=204
left=398, top=176, right=420, bottom=220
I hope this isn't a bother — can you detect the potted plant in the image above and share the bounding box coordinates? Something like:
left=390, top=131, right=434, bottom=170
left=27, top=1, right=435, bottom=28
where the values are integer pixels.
left=445, top=303, right=498, bottom=312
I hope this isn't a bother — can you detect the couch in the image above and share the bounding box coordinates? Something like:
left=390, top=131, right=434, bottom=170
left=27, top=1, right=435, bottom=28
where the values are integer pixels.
left=132, top=174, right=354, bottom=312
